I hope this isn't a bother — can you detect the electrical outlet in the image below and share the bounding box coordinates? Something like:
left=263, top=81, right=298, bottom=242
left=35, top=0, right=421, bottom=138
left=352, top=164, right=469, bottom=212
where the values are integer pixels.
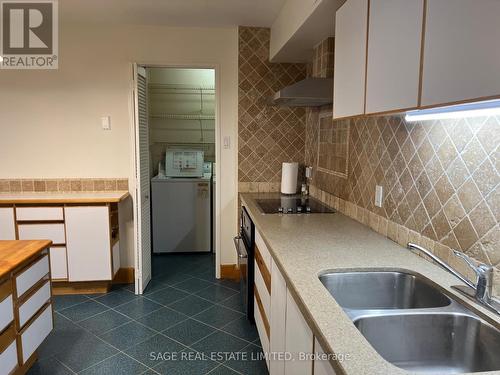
left=375, top=185, right=383, bottom=207
left=305, top=166, right=313, bottom=179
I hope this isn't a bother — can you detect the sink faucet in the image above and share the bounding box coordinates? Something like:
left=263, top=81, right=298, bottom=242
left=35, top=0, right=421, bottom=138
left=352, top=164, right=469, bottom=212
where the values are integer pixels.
left=407, top=243, right=500, bottom=315
left=452, top=250, right=495, bottom=304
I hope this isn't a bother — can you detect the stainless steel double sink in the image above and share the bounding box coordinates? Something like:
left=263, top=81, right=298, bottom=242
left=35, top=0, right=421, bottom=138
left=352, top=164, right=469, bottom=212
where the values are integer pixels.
left=319, top=271, right=500, bottom=374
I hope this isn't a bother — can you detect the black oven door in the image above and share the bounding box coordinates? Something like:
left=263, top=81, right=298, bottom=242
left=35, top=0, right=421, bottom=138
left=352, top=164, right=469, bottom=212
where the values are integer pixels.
left=234, top=206, right=255, bottom=322
left=234, top=235, right=248, bottom=314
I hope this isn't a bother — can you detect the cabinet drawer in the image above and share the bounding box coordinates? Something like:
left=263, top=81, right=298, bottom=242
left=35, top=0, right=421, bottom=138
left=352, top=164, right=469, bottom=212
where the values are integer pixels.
left=254, top=296, right=270, bottom=370
left=15, top=255, right=50, bottom=298
left=20, top=303, right=53, bottom=364
left=0, top=337, right=18, bottom=375
left=254, top=260, right=270, bottom=319
left=16, top=207, right=64, bottom=221
left=49, top=247, right=67, bottom=280
left=18, top=223, right=65, bottom=245
left=0, top=295, right=13, bottom=333
left=18, top=281, right=51, bottom=328
left=255, top=231, right=272, bottom=270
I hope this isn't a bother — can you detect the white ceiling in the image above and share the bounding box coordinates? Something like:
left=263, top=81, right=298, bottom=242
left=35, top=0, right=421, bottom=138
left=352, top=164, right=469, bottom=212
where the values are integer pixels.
left=60, top=0, right=287, bottom=27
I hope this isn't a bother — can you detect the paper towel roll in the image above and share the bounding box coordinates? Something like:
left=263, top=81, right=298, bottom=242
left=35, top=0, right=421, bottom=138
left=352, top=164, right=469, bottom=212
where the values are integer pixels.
left=281, top=162, right=299, bottom=194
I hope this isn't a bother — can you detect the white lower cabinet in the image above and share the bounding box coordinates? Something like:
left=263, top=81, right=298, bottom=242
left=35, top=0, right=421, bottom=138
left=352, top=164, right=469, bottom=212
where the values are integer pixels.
left=49, top=247, right=68, bottom=280
left=18, top=281, right=51, bottom=328
left=0, top=295, right=13, bottom=332
left=269, top=259, right=287, bottom=375
left=0, top=243, right=54, bottom=373
left=0, top=340, right=18, bottom=375
left=0, top=207, right=15, bottom=240
left=65, top=206, right=112, bottom=281
left=255, top=229, right=336, bottom=375
left=254, top=295, right=270, bottom=369
left=15, top=254, right=49, bottom=298
left=284, top=290, right=314, bottom=375
left=20, top=303, right=53, bottom=363
left=314, top=338, right=337, bottom=375
left=18, top=223, right=66, bottom=245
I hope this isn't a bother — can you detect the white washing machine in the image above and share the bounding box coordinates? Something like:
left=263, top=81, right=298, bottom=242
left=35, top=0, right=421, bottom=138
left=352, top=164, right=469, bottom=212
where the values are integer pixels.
left=151, top=175, right=211, bottom=253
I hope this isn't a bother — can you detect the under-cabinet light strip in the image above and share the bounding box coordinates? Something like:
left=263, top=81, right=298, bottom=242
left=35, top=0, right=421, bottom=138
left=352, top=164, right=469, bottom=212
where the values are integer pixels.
left=405, top=99, right=500, bottom=122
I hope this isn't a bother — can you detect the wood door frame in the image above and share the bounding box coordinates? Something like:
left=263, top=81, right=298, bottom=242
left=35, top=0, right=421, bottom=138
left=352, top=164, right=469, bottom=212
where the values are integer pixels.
left=129, top=62, right=222, bottom=294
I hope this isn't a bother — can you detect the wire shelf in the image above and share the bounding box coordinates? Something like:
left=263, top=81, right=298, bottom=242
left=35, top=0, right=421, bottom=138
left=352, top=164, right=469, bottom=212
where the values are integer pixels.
left=150, top=113, right=215, bottom=120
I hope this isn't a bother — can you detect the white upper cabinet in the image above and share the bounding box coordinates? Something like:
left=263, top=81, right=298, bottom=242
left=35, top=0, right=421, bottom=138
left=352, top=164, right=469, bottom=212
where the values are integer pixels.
left=421, top=0, right=500, bottom=107
left=365, top=0, right=424, bottom=114
left=333, top=0, right=369, bottom=119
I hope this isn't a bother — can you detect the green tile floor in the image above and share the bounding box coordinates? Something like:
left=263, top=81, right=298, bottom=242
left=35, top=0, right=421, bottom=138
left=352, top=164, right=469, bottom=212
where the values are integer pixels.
left=28, top=254, right=267, bottom=375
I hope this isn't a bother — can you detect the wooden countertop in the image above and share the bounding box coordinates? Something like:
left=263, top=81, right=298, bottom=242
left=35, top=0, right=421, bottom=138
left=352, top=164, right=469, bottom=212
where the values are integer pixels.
left=0, top=240, right=52, bottom=279
left=0, top=191, right=129, bottom=204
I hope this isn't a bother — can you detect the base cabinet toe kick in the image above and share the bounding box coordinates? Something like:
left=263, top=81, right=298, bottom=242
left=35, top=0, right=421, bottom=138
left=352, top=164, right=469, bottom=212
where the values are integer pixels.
left=252, top=226, right=337, bottom=375
left=0, top=244, right=54, bottom=375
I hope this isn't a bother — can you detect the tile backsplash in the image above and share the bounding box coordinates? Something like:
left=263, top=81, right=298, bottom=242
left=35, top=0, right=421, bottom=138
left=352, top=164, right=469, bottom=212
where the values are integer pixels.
left=308, top=115, right=499, bottom=264
left=0, top=178, right=129, bottom=192
left=238, top=26, right=307, bottom=185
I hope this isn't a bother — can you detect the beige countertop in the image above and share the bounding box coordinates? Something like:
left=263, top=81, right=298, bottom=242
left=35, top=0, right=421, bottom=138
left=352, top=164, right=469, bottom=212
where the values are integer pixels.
left=240, top=193, right=500, bottom=375
left=0, top=191, right=130, bottom=204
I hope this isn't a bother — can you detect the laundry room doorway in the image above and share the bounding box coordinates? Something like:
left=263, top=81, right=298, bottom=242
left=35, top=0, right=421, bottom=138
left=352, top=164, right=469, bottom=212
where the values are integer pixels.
left=131, top=63, right=220, bottom=294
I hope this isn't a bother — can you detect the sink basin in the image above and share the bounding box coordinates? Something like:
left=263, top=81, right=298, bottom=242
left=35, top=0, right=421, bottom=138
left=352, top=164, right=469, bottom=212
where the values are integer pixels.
left=319, top=271, right=451, bottom=310
left=354, top=313, right=500, bottom=373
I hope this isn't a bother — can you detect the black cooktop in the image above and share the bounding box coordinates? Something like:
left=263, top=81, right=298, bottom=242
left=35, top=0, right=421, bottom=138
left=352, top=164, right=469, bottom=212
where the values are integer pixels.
left=256, top=197, right=335, bottom=214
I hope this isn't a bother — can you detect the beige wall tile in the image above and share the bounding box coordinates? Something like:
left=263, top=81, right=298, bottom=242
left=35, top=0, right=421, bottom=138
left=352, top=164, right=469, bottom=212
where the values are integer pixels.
left=306, top=110, right=499, bottom=291
left=469, top=201, right=496, bottom=238
left=0, top=178, right=128, bottom=193
left=239, top=182, right=250, bottom=193
left=94, top=179, right=105, bottom=191
left=45, top=180, right=58, bottom=192
left=58, top=180, right=71, bottom=192
left=104, top=179, right=117, bottom=191
left=397, top=225, right=409, bottom=247
left=238, top=27, right=306, bottom=185
left=82, top=180, right=94, bottom=191
left=387, top=221, right=398, bottom=242
left=249, top=182, right=259, bottom=193
left=70, top=180, right=82, bottom=192
left=21, top=180, right=34, bottom=192
left=117, top=179, right=129, bottom=191
left=34, top=180, right=46, bottom=192
left=9, top=180, right=21, bottom=192
left=0, top=180, right=9, bottom=192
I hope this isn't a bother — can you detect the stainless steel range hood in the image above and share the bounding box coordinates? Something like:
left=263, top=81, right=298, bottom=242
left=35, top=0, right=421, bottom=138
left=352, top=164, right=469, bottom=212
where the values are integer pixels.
left=268, top=77, right=333, bottom=107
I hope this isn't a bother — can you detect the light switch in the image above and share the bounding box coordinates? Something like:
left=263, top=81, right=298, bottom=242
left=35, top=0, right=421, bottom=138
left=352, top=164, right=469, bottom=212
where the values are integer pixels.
left=223, top=136, right=231, bottom=149
left=101, top=116, right=111, bottom=130
left=375, top=185, right=383, bottom=207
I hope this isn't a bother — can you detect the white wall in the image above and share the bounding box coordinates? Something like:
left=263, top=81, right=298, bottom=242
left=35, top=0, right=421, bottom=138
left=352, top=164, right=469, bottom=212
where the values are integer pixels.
left=0, top=23, right=239, bottom=267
